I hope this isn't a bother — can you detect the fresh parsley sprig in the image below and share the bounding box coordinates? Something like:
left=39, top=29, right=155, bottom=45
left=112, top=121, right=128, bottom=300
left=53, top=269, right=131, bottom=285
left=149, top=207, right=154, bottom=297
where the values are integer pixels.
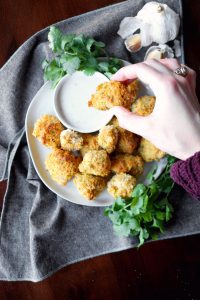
left=42, top=26, right=123, bottom=88
left=105, top=155, right=176, bottom=247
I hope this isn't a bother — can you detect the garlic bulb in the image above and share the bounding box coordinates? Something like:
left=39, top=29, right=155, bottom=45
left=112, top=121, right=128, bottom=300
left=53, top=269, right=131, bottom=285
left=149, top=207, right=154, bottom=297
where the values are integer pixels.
left=118, top=2, right=180, bottom=49
left=144, top=44, right=174, bottom=60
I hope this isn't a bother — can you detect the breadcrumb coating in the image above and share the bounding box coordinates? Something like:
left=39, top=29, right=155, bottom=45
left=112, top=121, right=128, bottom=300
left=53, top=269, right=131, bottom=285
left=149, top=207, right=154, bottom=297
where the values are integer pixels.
left=107, top=173, right=137, bottom=198
left=111, top=154, right=144, bottom=177
left=79, top=150, right=111, bottom=177
left=32, top=115, right=64, bottom=148
left=132, top=95, right=156, bottom=116
left=60, top=129, right=83, bottom=151
left=45, top=149, right=81, bottom=185
left=88, top=81, right=137, bottom=110
left=109, top=117, right=139, bottom=154
left=74, top=173, right=107, bottom=200
left=127, top=79, right=140, bottom=95
left=80, top=134, right=101, bottom=156
left=116, top=129, right=139, bottom=154
left=109, top=116, right=119, bottom=127
left=138, top=138, right=165, bottom=162
left=98, top=125, right=118, bottom=153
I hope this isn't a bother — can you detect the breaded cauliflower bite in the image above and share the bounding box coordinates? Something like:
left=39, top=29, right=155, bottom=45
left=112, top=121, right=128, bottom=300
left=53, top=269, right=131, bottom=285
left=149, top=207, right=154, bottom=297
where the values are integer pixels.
left=132, top=96, right=156, bottom=116
left=110, top=117, right=139, bottom=154
left=88, top=81, right=136, bottom=111
left=138, top=138, right=165, bottom=162
left=32, top=115, right=64, bottom=148
left=60, top=129, right=83, bottom=151
left=79, top=150, right=111, bottom=177
left=107, top=173, right=137, bottom=198
left=98, top=125, right=118, bottom=154
left=111, top=154, right=144, bottom=177
left=74, top=173, right=107, bottom=200
left=80, top=134, right=101, bottom=157
left=127, top=79, right=140, bottom=95
left=116, top=129, right=139, bottom=154
left=45, top=149, right=81, bottom=185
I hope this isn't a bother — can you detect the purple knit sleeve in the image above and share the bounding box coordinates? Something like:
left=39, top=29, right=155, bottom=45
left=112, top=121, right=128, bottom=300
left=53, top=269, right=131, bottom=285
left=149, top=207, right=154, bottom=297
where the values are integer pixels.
left=170, top=151, right=200, bottom=200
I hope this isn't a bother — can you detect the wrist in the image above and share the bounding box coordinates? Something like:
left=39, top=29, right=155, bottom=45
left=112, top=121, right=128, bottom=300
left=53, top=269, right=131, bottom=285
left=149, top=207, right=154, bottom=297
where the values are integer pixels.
left=178, top=138, right=200, bottom=161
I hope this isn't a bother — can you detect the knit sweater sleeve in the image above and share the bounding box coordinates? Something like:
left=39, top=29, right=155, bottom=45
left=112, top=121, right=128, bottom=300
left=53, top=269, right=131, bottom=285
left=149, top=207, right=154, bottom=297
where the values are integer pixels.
left=170, top=151, right=200, bottom=200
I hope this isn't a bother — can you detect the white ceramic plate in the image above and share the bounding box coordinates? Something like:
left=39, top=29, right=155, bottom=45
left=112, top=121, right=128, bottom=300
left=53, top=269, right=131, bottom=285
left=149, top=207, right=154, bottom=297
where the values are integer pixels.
left=25, top=63, right=167, bottom=207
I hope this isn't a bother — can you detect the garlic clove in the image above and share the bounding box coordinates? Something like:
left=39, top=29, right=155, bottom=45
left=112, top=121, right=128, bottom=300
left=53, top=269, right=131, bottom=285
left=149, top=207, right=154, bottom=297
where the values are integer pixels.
left=118, top=17, right=142, bottom=39
left=145, top=49, right=164, bottom=60
left=125, top=34, right=142, bottom=53
left=144, top=44, right=174, bottom=61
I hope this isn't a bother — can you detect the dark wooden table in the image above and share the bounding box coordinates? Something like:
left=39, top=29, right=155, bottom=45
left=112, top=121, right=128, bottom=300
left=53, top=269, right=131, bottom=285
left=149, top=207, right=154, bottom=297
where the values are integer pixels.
left=0, top=0, right=200, bottom=299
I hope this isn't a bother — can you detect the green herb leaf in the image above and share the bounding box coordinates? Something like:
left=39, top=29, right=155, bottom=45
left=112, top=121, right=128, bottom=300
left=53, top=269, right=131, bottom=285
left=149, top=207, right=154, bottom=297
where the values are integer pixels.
left=62, top=57, right=80, bottom=74
left=138, top=229, right=149, bottom=247
left=43, top=26, right=122, bottom=87
left=48, top=26, right=63, bottom=54
left=131, top=184, right=146, bottom=197
left=105, top=155, right=176, bottom=247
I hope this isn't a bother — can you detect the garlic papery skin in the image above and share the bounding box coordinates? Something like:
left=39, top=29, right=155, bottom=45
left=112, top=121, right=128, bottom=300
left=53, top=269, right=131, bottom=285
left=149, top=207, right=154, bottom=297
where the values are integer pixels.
left=118, top=2, right=180, bottom=48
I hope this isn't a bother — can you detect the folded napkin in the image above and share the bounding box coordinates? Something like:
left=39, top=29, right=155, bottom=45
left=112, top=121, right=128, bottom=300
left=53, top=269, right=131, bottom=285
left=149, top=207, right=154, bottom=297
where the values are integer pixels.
left=1, top=0, right=199, bottom=282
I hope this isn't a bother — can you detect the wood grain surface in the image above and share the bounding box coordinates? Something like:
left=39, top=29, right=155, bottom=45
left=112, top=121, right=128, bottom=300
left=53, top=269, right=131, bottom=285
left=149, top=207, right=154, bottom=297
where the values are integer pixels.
left=0, top=0, right=200, bottom=299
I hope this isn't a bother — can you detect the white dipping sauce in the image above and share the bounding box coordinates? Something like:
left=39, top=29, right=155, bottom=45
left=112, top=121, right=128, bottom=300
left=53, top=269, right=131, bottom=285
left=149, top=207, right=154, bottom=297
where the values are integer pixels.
left=54, top=71, right=113, bottom=133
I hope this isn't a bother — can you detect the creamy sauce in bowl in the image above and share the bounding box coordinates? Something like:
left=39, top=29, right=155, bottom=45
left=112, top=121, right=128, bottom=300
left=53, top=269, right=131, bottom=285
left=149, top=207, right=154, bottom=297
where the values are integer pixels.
left=54, top=71, right=113, bottom=133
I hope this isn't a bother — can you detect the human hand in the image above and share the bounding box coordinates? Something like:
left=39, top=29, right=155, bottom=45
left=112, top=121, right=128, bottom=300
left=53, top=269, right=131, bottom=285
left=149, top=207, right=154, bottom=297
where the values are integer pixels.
left=111, top=58, right=200, bottom=160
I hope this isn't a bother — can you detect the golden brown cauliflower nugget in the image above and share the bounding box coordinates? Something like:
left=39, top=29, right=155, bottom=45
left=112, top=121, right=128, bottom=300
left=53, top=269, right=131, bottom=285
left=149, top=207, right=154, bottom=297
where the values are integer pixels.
left=111, top=154, right=144, bottom=177
left=45, top=149, right=81, bottom=185
left=80, top=134, right=101, bottom=156
left=132, top=95, right=156, bottom=116
left=138, top=138, right=165, bottom=162
left=127, top=79, right=140, bottom=95
left=33, top=115, right=64, bottom=148
left=74, top=173, right=107, bottom=200
left=110, top=117, right=139, bottom=154
left=98, top=125, right=118, bottom=154
left=88, top=80, right=138, bottom=110
left=107, top=173, right=137, bottom=198
left=60, top=129, right=83, bottom=151
left=79, top=150, right=111, bottom=177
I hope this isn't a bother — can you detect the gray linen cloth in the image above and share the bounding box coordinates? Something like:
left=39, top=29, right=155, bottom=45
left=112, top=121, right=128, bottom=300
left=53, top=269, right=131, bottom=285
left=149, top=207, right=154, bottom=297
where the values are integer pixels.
left=1, top=0, right=200, bottom=282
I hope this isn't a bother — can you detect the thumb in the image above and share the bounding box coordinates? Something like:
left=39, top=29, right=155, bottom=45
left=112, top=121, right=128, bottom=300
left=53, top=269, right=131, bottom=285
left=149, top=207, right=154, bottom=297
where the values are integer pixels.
left=110, top=106, right=150, bottom=136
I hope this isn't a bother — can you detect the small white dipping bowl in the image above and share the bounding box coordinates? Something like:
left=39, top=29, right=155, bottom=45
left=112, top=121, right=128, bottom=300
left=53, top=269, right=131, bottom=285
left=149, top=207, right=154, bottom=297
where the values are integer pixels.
left=54, top=71, right=113, bottom=133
